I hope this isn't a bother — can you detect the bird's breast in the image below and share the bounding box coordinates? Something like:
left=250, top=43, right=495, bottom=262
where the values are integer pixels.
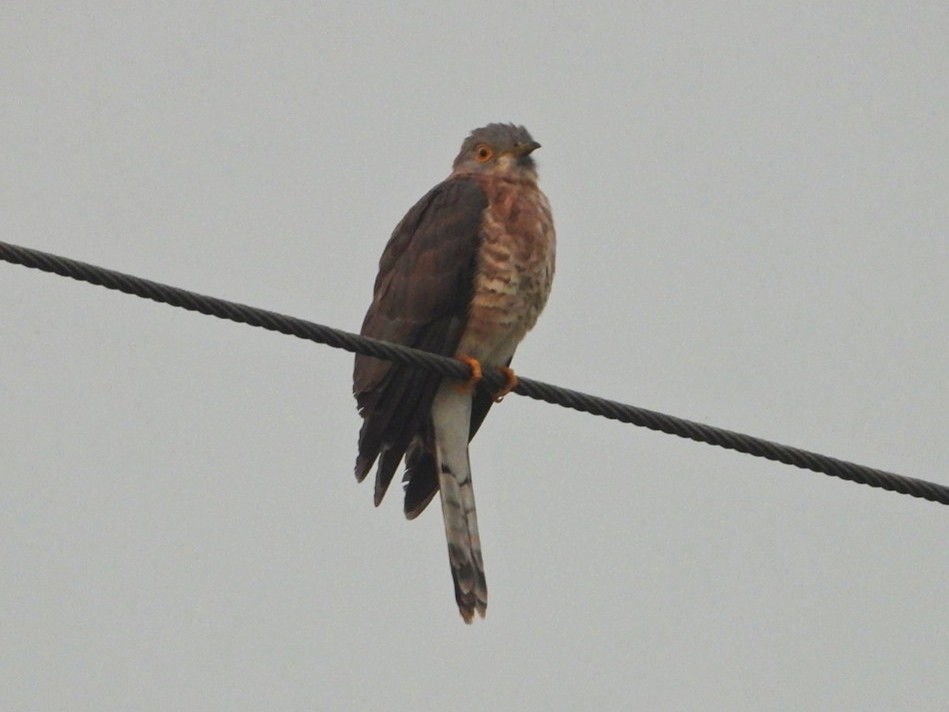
left=457, top=177, right=556, bottom=366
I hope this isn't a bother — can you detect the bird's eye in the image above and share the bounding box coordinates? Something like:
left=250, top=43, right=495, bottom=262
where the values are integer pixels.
left=475, top=145, right=493, bottom=162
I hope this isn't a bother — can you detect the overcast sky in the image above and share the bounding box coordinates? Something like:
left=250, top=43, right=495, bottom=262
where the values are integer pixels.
left=3, top=2, right=948, bottom=710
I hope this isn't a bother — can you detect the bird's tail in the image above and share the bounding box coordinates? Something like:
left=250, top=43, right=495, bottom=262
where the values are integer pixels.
left=431, top=383, right=487, bottom=623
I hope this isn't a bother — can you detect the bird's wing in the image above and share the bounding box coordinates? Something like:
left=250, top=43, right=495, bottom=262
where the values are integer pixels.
left=354, top=177, right=488, bottom=506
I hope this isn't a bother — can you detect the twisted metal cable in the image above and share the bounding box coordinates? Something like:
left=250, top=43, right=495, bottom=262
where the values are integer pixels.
left=2, top=239, right=946, bottom=506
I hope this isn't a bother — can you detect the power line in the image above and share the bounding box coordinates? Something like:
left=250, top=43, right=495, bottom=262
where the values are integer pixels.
left=2, top=239, right=947, bottom=506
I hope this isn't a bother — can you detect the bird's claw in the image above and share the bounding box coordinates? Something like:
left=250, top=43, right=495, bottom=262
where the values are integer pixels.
left=492, top=366, right=518, bottom=402
left=455, top=354, right=483, bottom=393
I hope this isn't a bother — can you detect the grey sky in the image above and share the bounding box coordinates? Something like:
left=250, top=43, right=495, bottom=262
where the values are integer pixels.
left=3, top=2, right=947, bottom=710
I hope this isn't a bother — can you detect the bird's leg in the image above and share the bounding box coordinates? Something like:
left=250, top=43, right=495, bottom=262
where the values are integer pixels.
left=455, top=354, right=483, bottom=393
left=492, top=366, right=518, bottom=403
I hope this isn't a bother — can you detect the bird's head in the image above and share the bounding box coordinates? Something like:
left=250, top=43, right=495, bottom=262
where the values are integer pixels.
left=451, top=123, right=541, bottom=179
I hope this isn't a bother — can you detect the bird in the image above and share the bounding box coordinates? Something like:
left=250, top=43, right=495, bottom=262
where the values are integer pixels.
left=352, top=123, right=556, bottom=623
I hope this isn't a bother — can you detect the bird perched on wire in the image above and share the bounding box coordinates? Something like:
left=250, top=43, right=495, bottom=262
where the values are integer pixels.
left=353, top=123, right=556, bottom=623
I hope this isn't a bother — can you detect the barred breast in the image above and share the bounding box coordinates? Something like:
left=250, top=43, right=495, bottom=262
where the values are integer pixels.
left=456, top=175, right=556, bottom=367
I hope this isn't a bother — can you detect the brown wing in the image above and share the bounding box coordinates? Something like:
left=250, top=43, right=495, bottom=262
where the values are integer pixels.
left=354, top=177, right=488, bottom=511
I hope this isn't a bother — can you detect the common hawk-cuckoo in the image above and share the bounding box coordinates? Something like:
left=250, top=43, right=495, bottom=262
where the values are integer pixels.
left=353, top=123, right=555, bottom=623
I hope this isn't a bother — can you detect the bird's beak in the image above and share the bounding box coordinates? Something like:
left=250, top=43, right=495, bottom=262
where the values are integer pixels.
left=509, top=140, right=541, bottom=157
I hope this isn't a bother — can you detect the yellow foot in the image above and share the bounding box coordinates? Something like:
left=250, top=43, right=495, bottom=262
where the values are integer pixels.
left=493, top=366, right=518, bottom=402
left=455, top=354, right=483, bottom=393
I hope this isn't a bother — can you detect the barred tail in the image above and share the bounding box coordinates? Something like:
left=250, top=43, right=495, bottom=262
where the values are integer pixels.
left=431, top=382, right=487, bottom=622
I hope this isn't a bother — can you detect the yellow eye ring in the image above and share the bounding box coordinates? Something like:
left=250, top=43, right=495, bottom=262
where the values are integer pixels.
left=474, top=145, right=493, bottom=162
